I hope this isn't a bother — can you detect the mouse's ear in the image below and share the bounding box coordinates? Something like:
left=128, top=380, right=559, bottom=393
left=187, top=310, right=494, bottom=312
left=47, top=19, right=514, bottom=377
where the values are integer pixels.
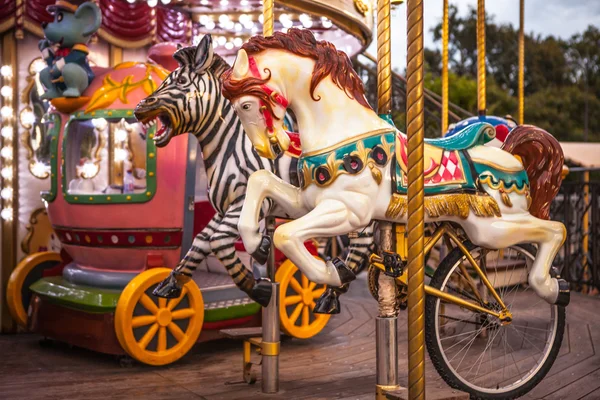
left=75, top=2, right=102, bottom=37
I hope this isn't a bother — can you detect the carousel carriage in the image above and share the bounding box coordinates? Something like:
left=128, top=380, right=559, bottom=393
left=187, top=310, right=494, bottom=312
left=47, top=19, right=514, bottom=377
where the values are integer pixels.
left=6, top=60, right=331, bottom=366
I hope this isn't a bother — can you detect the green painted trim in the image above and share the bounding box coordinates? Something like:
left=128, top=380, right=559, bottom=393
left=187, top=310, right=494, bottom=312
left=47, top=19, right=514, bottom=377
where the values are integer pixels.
left=61, top=109, right=157, bottom=205
left=41, top=113, right=62, bottom=203
left=30, top=276, right=121, bottom=313
left=378, top=113, right=397, bottom=128
left=204, top=301, right=261, bottom=322
left=425, top=122, right=495, bottom=151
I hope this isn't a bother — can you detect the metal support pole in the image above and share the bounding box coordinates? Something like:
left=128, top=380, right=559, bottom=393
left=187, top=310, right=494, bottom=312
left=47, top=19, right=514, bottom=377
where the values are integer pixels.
left=262, top=281, right=280, bottom=393
left=376, top=222, right=399, bottom=399
left=406, top=0, right=426, bottom=398
left=518, top=0, right=525, bottom=124
left=261, top=217, right=279, bottom=393
left=441, top=0, right=449, bottom=135
left=477, top=0, right=486, bottom=115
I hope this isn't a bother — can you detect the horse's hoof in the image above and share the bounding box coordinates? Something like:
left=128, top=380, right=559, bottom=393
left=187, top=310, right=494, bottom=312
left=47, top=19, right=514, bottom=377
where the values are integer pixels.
left=330, top=257, right=356, bottom=285
left=250, top=278, right=272, bottom=307
left=555, top=278, right=570, bottom=307
left=152, top=274, right=182, bottom=299
left=314, top=287, right=341, bottom=314
left=251, top=235, right=271, bottom=265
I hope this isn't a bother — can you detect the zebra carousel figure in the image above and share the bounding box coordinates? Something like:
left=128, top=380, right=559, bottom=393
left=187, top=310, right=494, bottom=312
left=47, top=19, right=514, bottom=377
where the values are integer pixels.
left=135, top=35, right=373, bottom=313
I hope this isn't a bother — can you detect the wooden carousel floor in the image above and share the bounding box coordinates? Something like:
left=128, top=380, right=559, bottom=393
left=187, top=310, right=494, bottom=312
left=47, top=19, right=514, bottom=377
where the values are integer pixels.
left=1, top=274, right=600, bottom=400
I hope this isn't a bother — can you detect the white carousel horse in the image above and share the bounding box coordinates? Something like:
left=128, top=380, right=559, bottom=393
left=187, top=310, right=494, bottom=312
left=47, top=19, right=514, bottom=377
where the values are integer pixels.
left=221, top=28, right=569, bottom=308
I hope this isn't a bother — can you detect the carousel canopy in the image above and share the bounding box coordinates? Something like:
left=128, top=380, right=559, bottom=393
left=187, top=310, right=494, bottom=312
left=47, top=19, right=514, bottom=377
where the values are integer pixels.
left=0, top=0, right=373, bottom=55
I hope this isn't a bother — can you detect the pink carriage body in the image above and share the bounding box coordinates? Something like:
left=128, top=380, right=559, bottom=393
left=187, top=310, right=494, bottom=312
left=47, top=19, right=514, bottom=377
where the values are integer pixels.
left=47, top=63, right=194, bottom=273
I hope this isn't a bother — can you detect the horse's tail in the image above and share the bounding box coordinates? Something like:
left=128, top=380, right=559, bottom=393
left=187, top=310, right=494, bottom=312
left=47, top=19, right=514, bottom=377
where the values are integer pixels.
left=501, top=125, right=564, bottom=220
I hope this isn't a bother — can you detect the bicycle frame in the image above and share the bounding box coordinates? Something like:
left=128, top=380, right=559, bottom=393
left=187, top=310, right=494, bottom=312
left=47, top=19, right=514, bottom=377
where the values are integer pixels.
left=370, top=222, right=513, bottom=324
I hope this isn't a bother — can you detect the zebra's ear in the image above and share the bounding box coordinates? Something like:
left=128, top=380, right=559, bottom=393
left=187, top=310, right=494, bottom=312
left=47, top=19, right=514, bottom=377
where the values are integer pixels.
left=195, top=34, right=214, bottom=73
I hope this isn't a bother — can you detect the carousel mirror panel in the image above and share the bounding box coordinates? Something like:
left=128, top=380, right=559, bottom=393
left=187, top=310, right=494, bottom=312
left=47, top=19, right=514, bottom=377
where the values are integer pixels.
left=62, top=110, right=157, bottom=204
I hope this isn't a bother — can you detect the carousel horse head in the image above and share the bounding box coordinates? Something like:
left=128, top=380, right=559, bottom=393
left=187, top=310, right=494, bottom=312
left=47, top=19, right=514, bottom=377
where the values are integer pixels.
left=134, top=34, right=229, bottom=147
left=222, top=28, right=371, bottom=159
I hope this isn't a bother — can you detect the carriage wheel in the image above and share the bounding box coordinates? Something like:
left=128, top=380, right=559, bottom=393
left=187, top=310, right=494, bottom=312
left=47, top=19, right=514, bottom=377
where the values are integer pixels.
left=275, top=259, right=330, bottom=339
left=115, top=268, right=204, bottom=366
left=7, top=252, right=62, bottom=327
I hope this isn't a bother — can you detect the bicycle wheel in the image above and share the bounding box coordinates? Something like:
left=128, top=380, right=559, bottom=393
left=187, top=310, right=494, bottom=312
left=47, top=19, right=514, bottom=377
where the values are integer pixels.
left=425, top=242, right=565, bottom=399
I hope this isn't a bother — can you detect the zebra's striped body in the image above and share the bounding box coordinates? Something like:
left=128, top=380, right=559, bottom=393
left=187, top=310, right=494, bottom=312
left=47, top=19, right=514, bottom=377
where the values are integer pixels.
left=135, top=36, right=373, bottom=305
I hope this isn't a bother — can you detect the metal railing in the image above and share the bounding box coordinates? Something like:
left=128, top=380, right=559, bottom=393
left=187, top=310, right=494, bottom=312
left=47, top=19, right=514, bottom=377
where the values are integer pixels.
left=550, top=170, right=600, bottom=293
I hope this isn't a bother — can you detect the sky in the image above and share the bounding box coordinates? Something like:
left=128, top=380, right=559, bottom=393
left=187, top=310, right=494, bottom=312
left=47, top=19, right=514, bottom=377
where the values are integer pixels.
left=365, top=0, right=600, bottom=70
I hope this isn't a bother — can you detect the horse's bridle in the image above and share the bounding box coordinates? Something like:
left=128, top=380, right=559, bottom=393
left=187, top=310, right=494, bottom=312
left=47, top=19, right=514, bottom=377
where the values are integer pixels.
left=248, top=56, right=289, bottom=154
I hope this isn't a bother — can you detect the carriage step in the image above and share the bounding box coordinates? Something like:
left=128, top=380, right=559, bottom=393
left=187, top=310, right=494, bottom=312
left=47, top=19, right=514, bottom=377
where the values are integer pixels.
left=220, top=327, right=263, bottom=340
left=385, top=386, right=469, bottom=400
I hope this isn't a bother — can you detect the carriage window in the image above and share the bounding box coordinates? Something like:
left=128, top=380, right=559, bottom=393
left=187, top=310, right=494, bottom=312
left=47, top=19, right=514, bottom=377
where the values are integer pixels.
left=62, top=110, right=157, bottom=204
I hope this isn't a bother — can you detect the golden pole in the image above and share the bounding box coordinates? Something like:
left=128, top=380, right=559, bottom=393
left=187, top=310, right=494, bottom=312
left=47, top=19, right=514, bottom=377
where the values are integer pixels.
left=477, top=0, right=486, bottom=115
left=406, top=0, right=425, bottom=398
left=518, top=0, right=525, bottom=124
left=377, top=0, right=392, bottom=114
left=441, top=0, right=449, bottom=135
left=263, top=0, right=274, bottom=36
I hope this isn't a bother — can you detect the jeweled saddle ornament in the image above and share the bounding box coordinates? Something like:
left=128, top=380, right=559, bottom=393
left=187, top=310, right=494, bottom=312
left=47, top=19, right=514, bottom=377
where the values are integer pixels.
left=297, top=123, right=531, bottom=219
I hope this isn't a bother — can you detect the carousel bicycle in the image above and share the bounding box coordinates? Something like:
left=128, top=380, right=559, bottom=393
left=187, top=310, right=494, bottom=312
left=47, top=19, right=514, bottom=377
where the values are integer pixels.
left=220, top=28, right=569, bottom=399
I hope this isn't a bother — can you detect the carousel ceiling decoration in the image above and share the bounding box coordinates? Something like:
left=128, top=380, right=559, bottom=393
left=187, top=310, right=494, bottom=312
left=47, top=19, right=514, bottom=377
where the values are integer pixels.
left=0, top=0, right=372, bottom=55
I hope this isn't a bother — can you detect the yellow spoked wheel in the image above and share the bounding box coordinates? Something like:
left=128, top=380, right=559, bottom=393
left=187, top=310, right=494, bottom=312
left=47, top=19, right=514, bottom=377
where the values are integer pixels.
left=7, top=252, right=62, bottom=328
left=115, top=268, right=204, bottom=366
left=276, top=259, right=330, bottom=339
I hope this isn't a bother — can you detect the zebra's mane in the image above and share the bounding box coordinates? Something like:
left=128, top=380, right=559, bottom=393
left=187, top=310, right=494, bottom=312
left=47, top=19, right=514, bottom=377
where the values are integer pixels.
left=173, top=45, right=230, bottom=78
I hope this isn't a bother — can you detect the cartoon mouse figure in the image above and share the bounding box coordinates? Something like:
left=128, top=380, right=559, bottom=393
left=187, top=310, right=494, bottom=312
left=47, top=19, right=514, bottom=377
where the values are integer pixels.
left=39, top=0, right=102, bottom=99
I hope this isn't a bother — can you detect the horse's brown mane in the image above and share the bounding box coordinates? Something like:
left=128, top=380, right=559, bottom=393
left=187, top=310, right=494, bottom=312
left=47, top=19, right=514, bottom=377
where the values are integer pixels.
left=222, top=28, right=371, bottom=109
left=502, top=125, right=565, bottom=220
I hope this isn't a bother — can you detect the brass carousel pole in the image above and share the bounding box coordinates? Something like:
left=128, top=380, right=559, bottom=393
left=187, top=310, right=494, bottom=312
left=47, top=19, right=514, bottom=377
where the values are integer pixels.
left=406, top=0, right=426, bottom=398
left=441, top=0, right=449, bottom=135
left=375, top=0, right=399, bottom=399
left=261, top=0, right=280, bottom=393
left=477, top=0, right=486, bottom=115
left=518, top=0, right=525, bottom=124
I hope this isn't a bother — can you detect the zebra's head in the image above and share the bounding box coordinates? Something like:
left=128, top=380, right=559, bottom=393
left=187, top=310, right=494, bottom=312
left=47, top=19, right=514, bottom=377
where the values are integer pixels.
left=135, top=35, right=229, bottom=147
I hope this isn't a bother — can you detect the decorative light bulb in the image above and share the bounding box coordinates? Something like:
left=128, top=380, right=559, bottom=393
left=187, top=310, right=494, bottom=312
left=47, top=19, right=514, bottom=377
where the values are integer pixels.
left=1, top=106, right=13, bottom=118
left=1, top=208, right=13, bottom=221
left=115, top=148, right=129, bottom=162
left=205, top=20, right=216, bottom=30
left=239, top=14, right=250, bottom=24
left=161, top=0, right=171, bottom=4
left=1, top=126, right=12, bottom=138
left=259, top=14, right=264, bottom=24
left=234, top=23, right=243, bottom=32
left=217, top=36, right=227, bottom=46
left=147, top=0, right=158, bottom=7
left=91, top=118, right=107, bottom=131
left=81, top=162, right=98, bottom=178
left=0, top=187, right=12, bottom=200
left=1, top=167, right=12, bottom=179
left=220, top=0, right=229, bottom=5
left=225, top=21, right=235, bottom=30
left=0, top=86, right=12, bottom=97
left=0, top=65, right=12, bottom=77
left=20, top=110, right=35, bottom=126
left=200, top=0, right=209, bottom=4
left=233, top=37, right=243, bottom=47
left=199, top=15, right=209, bottom=25
left=240, top=0, right=249, bottom=5
left=219, top=14, right=230, bottom=25
left=322, top=19, right=333, bottom=28
left=115, top=129, right=128, bottom=142
left=127, top=0, right=135, bottom=3
left=0, top=146, right=12, bottom=159
left=31, top=161, right=48, bottom=177
left=225, top=42, right=234, bottom=50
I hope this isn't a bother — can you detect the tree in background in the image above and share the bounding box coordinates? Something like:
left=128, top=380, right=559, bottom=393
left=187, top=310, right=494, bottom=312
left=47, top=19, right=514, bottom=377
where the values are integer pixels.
left=426, top=6, right=600, bottom=142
